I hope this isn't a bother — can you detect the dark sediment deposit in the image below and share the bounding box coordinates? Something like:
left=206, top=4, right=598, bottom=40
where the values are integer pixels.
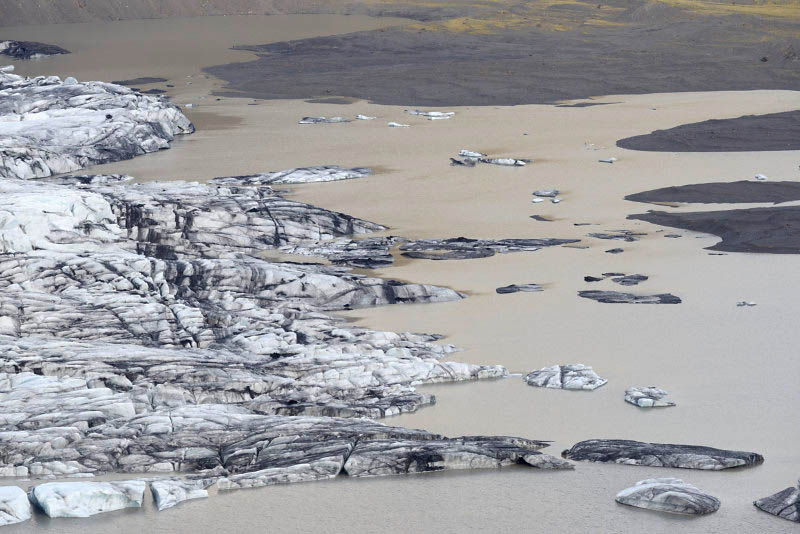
left=111, top=76, right=168, bottom=85
left=205, top=11, right=800, bottom=106
left=555, top=102, right=618, bottom=108
left=627, top=180, right=800, bottom=254
left=629, top=207, right=800, bottom=254
left=626, top=181, right=800, bottom=205
left=617, top=110, right=800, bottom=152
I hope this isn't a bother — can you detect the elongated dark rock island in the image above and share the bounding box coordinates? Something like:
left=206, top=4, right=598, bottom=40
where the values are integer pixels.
left=399, top=237, right=579, bottom=260
left=578, top=291, right=681, bottom=304
left=0, top=40, right=70, bottom=59
left=563, top=439, right=764, bottom=470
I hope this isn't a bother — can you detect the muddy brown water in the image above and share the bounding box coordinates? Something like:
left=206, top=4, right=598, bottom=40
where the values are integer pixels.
left=2, top=14, right=800, bottom=534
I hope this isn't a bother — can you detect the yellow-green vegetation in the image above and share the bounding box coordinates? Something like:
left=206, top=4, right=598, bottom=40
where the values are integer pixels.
left=400, top=0, right=628, bottom=34
left=373, top=0, right=800, bottom=34
left=651, top=0, right=800, bottom=19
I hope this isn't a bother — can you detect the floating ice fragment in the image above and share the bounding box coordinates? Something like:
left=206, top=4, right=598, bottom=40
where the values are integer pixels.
left=405, top=110, right=455, bottom=118
left=533, top=190, right=559, bottom=198
left=299, top=116, right=351, bottom=124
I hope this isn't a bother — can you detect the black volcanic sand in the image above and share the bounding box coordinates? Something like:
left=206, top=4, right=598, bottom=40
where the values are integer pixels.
left=555, top=102, right=619, bottom=108
left=304, top=97, right=357, bottom=104
left=626, top=181, right=800, bottom=205
left=111, top=76, right=168, bottom=85
left=617, top=110, right=800, bottom=152
left=629, top=207, right=800, bottom=254
left=205, top=7, right=800, bottom=106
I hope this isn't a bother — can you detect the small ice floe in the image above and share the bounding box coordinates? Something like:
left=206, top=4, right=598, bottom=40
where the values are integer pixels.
left=588, top=230, right=644, bottom=242
left=30, top=481, right=146, bottom=518
left=0, top=486, right=30, bottom=526
left=754, top=480, right=800, bottom=523
left=0, top=65, right=14, bottom=73
left=211, top=166, right=371, bottom=186
left=755, top=174, right=768, bottom=181
left=599, top=157, right=618, bottom=163
left=299, top=116, right=351, bottom=124
left=496, top=283, right=543, bottom=294
left=525, top=363, right=607, bottom=390
left=533, top=189, right=559, bottom=198
left=737, top=301, right=757, bottom=307
left=151, top=480, right=210, bottom=511
left=387, top=122, right=409, bottom=128
left=185, top=103, right=194, bottom=109
left=450, top=157, right=476, bottom=167
left=452, top=149, right=531, bottom=167
left=531, top=198, right=545, bottom=204
left=625, top=387, right=675, bottom=408
left=552, top=197, right=562, bottom=204
left=405, top=110, right=455, bottom=120
left=485, top=158, right=528, bottom=166
left=63, top=77, right=77, bottom=85
left=356, top=115, right=375, bottom=120
left=579, top=290, right=680, bottom=304
left=616, top=478, right=719, bottom=516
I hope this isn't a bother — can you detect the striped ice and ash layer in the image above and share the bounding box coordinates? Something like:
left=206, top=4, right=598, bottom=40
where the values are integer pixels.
left=0, top=69, right=193, bottom=180
left=0, top=159, right=574, bottom=521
